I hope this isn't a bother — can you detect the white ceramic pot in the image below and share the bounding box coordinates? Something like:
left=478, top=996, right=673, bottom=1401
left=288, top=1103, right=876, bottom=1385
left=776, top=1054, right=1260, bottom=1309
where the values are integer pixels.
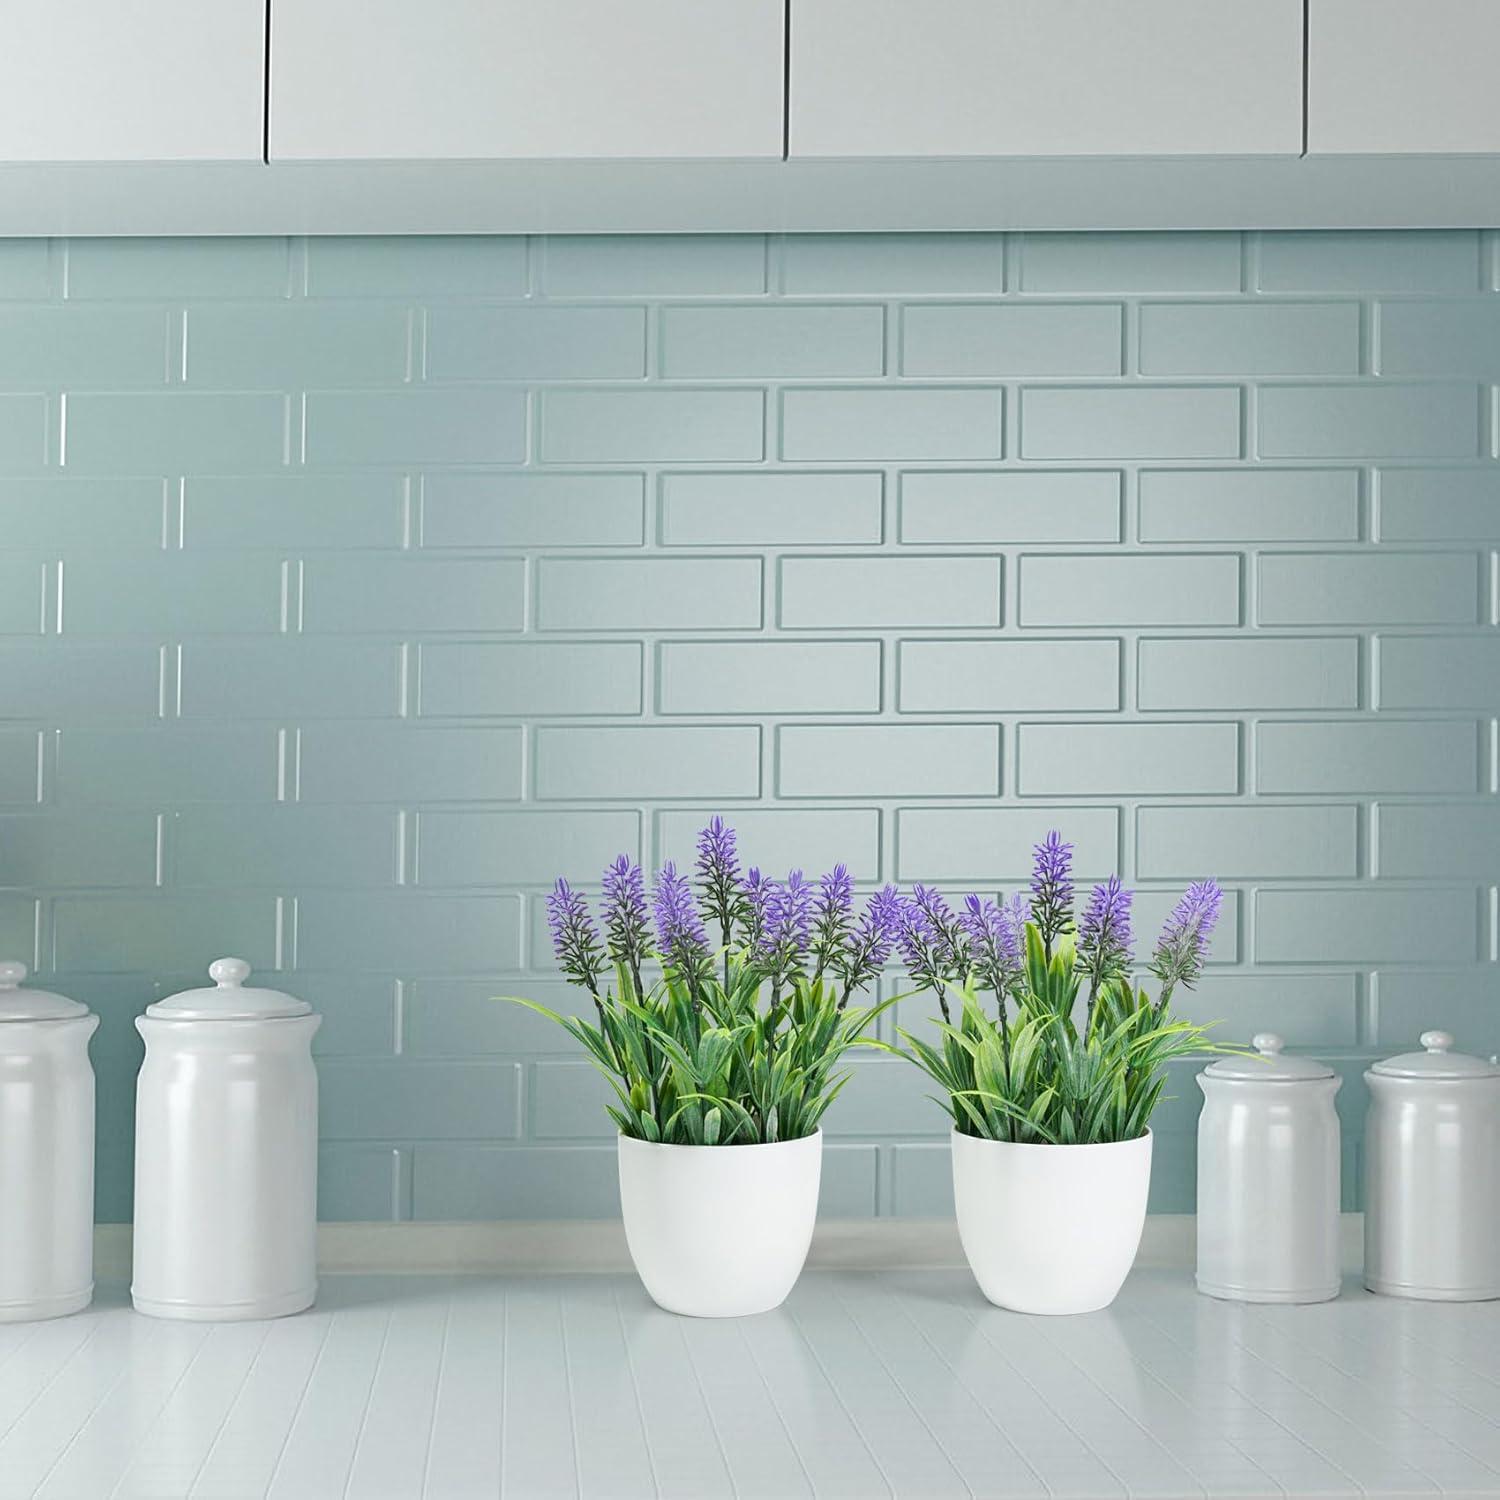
left=618, top=1130, right=821, bottom=1317
left=951, top=1128, right=1152, bottom=1314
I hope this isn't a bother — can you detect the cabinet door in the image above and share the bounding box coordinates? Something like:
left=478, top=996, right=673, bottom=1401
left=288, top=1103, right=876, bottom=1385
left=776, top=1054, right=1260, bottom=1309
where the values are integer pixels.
left=0, top=0, right=264, bottom=162
left=790, top=0, right=1303, bottom=157
left=1309, top=0, right=1500, bottom=154
left=270, top=0, right=784, bottom=160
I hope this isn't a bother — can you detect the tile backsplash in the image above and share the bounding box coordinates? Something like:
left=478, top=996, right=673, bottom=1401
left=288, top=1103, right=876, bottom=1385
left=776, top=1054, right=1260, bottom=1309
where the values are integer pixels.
left=2, top=230, right=1497, bottom=1222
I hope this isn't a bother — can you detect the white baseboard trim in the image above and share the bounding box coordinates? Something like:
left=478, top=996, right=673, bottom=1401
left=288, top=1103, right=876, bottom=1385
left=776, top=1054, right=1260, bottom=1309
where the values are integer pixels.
left=94, top=1214, right=1368, bottom=1279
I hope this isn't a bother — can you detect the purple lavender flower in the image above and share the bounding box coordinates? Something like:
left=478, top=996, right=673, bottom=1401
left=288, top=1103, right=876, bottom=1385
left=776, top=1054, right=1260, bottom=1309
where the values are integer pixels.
left=738, top=866, right=772, bottom=949
left=694, top=816, right=742, bottom=945
left=1078, top=875, right=1134, bottom=1001
left=961, top=892, right=1025, bottom=1003
left=1150, top=879, right=1223, bottom=1008
left=757, top=869, right=814, bottom=987
left=546, top=878, right=606, bottom=994
left=833, top=883, right=903, bottom=1003
left=810, top=864, right=855, bottom=979
left=895, top=887, right=968, bottom=1019
left=1029, top=829, right=1075, bottom=956
left=601, top=854, right=651, bottom=991
left=653, top=861, right=711, bottom=984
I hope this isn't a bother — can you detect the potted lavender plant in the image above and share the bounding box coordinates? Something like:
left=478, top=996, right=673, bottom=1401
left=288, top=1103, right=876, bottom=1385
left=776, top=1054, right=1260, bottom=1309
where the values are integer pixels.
left=511, top=819, right=902, bottom=1317
left=881, top=831, right=1223, bottom=1315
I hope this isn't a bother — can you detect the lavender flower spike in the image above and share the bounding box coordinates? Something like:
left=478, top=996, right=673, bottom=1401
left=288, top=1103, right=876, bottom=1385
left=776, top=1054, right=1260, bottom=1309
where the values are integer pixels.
left=961, top=892, right=1024, bottom=1003
left=738, top=866, right=772, bottom=949
left=1150, top=878, right=1223, bottom=1008
left=758, top=870, right=814, bottom=988
left=601, top=854, right=651, bottom=994
left=1078, top=875, right=1134, bottom=1002
left=694, top=816, right=742, bottom=945
left=653, top=861, right=711, bottom=984
left=896, top=887, right=966, bottom=1020
left=833, top=883, right=902, bottom=1004
left=547, top=878, right=606, bottom=995
left=1030, top=829, right=1075, bottom=957
left=811, top=863, right=855, bottom=980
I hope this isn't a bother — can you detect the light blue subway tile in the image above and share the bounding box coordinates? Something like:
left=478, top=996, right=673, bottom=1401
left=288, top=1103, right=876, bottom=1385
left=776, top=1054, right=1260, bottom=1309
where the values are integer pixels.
left=0, top=394, right=49, bottom=470
left=179, top=641, right=400, bottom=719
left=1, top=478, right=165, bottom=551
left=819, top=1145, right=881, bottom=1216
left=418, top=641, right=642, bottom=717
left=1020, top=386, right=1241, bottom=460
left=56, top=726, right=278, bottom=805
left=0, top=240, right=50, bottom=299
left=417, top=810, right=640, bottom=887
left=186, top=304, right=410, bottom=386
left=538, top=557, right=761, bottom=631
left=298, top=725, right=523, bottom=802
left=1019, top=233, right=1242, bottom=293
left=1379, top=636, right=1500, bottom=709
left=1019, top=723, right=1238, bottom=796
left=1258, top=720, right=1478, bottom=795
left=1140, top=302, right=1359, bottom=376
left=0, top=812, right=157, bottom=887
left=0, top=307, right=168, bottom=387
left=61, top=553, right=283, bottom=635
left=660, top=471, right=882, bottom=546
left=895, top=806, right=1119, bottom=882
left=662, top=305, right=884, bottom=377
left=1139, top=468, right=1361, bottom=543
left=305, top=388, right=526, bottom=465
left=888, top=1143, right=953, bottom=1217
left=655, top=809, right=882, bottom=881
left=778, top=725, right=1000, bottom=799
left=782, top=234, right=1004, bottom=294
left=782, top=387, right=1002, bottom=461
left=183, top=474, right=407, bottom=550
left=833, top=1057, right=945, bottom=1136
left=0, top=897, right=38, bottom=966
left=422, top=473, right=645, bottom=549
left=66, top=237, right=290, bottom=299
left=781, top=556, right=1001, bottom=628
left=1179, top=972, right=1359, bottom=1047
left=902, top=303, right=1122, bottom=377
left=321, top=1061, right=519, bottom=1141
left=1256, top=888, right=1477, bottom=964
left=1138, top=804, right=1358, bottom=879
left=412, top=1145, right=619, bottom=1219
left=1019, top=553, right=1240, bottom=626
left=541, top=388, right=763, bottom=462
left=899, top=470, right=1121, bottom=544
left=658, top=641, right=881, bottom=715
left=302, top=556, right=524, bottom=633
left=0, top=643, right=162, bottom=720
left=1259, top=551, right=1479, bottom=626
left=296, top=892, right=522, bottom=972
left=1139, top=637, right=1359, bottom=710
left=544, top=235, right=765, bottom=297
left=0, top=731, right=39, bottom=804
left=428, top=306, right=646, bottom=380
left=275, top=970, right=400, bottom=1055
left=530, top=1061, right=613, bottom=1140
left=64, top=392, right=286, bottom=472
left=1258, top=231, right=1480, bottom=293
left=899, top=639, right=1120, bottom=712
left=1135, top=890, right=1242, bottom=964
left=52, top=894, right=278, bottom=973
left=1378, top=804, right=1500, bottom=880
left=0, top=558, right=42, bottom=634
left=1259, top=384, right=1479, bottom=459
left=406, top=977, right=592, bottom=1058
left=1378, top=469, right=1500, bottom=541
left=534, top=726, right=759, bottom=801
left=305, top=236, right=526, bottom=297
left=318, top=1147, right=407, bottom=1221
left=170, top=807, right=398, bottom=887
left=1376, top=970, right=1500, bottom=1053
left=1379, top=300, right=1500, bottom=380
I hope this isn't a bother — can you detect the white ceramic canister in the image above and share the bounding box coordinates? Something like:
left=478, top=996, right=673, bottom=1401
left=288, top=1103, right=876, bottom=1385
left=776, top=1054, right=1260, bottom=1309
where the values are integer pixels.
left=132, top=958, right=321, bottom=1320
left=0, top=962, right=99, bottom=1322
left=1196, top=1033, right=1342, bottom=1303
left=1365, top=1031, right=1500, bottom=1301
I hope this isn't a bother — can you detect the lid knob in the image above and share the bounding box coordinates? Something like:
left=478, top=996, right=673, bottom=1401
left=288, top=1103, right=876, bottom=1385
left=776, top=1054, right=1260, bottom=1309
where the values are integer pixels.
left=0, top=960, right=25, bottom=990
left=209, top=957, right=251, bottom=988
left=1421, top=1030, right=1454, bottom=1054
left=1252, top=1032, right=1284, bottom=1056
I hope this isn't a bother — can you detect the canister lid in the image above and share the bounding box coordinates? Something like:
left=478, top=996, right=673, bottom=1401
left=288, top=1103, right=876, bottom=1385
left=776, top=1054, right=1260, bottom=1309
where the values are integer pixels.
left=1370, top=1031, right=1500, bottom=1080
left=1203, top=1032, right=1335, bottom=1081
left=0, top=960, right=89, bottom=1021
left=144, top=958, right=311, bottom=1021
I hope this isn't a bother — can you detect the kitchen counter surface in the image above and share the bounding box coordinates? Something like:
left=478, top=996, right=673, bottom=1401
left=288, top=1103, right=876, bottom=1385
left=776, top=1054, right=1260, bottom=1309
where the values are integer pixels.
left=2, top=1269, right=1498, bottom=1499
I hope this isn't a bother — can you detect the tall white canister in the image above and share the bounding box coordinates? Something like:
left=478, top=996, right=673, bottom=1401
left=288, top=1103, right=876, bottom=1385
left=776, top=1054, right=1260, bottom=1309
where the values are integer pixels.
left=1196, top=1033, right=1342, bottom=1303
left=1365, top=1031, right=1500, bottom=1301
left=132, top=958, right=321, bottom=1320
left=0, top=961, right=98, bottom=1322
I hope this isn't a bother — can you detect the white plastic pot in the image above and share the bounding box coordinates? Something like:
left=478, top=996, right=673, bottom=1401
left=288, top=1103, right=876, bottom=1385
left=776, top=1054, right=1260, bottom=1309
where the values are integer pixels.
left=952, top=1128, right=1152, bottom=1314
left=618, top=1130, right=821, bottom=1317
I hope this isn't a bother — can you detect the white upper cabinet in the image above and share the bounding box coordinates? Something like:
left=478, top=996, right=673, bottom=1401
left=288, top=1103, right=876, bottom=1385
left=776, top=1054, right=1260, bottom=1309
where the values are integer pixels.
left=790, top=0, right=1303, bottom=158
left=270, top=0, right=785, bottom=161
left=0, top=0, right=264, bottom=162
left=1309, top=0, right=1500, bottom=154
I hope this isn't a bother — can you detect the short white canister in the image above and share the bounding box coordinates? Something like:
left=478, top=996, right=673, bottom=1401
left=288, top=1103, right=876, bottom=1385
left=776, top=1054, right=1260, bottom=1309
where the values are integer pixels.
left=0, top=962, right=99, bottom=1322
left=1196, top=1033, right=1342, bottom=1303
left=1365, top=1031, right=1500, bottom=1301
left=132, top=958, right=321, bottom=1321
